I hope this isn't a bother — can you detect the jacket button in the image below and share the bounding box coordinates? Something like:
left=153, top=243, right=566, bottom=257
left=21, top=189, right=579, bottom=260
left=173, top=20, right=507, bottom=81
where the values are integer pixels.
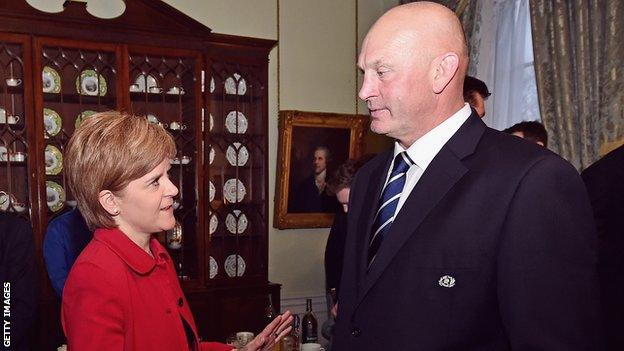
left=351, top=328, right=361, bottom=337
left=178, top=297, right=184, bottom=307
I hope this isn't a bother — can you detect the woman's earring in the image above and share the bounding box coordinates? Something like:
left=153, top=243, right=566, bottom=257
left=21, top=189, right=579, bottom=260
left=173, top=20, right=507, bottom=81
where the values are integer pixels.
left=113, top=208, right=120, bottom=215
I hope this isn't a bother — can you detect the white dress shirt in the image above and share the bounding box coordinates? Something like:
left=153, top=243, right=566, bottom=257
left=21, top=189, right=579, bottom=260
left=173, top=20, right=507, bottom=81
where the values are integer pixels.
left=384, top=103, right=472, bottom=217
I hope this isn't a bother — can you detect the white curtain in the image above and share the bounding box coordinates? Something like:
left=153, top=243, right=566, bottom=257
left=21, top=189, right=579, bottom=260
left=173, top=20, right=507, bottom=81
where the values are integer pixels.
left=469, top=0, right=541, bottom=131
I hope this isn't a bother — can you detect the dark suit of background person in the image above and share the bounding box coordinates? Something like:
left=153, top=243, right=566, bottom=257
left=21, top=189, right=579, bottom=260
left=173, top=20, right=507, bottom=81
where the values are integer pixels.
left=0, top=213, right=37, bottom=351
left=581, top=144, right=624, bottom=351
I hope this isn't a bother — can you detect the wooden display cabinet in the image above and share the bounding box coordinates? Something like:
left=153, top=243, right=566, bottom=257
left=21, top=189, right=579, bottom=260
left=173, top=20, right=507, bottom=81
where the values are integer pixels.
left=0, top=1, right=278, bottom=349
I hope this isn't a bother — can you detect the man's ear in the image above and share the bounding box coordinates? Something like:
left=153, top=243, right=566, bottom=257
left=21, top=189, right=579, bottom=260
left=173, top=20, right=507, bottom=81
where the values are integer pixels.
left=432, top=52, right=459, bottom=94
left=98, top=190, right=120, bottom=216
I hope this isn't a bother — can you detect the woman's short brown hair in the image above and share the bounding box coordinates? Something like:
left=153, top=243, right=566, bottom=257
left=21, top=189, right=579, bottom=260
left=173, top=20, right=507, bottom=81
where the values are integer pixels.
left=65, top=111, right=176, bottom=229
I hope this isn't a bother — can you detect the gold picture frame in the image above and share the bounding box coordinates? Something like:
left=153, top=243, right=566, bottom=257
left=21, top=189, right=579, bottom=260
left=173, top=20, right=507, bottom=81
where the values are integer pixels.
left=274, top=110, right=367, bottom=229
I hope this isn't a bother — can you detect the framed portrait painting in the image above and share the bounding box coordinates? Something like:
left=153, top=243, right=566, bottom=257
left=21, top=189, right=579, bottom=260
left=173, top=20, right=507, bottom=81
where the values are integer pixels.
left=274, top=110, right=367, bottom=229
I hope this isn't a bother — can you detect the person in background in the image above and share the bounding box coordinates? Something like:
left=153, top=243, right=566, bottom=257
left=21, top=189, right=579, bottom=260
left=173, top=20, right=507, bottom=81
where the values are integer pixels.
left=503, top=120, right=549, bottom=147
left=43, top=207, right=92, bottom=298
left=463, top=75, right=490, bottom=118
left=322, top=156, right=372, bottom=349
left=62, top=111, right=292, bottom=351
left=333, top=2, right=601, bottom=350
left=581, top=144, right=624, bottom=351
left=0, top=212, right=37, bottom=351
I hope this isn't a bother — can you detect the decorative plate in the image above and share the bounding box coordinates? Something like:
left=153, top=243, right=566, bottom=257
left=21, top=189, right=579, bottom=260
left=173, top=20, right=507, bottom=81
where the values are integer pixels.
left=209, top=146, right=215, bottom=165
left=210, top=113, right=214, bottom=131
left=225, top=111, right=248, bottom=134
left=166, top=221, right=183, bottom=249
left=209, top=256, right=218, bottom=279
left=226, top=210, right=248, bottom=235
left=224, top=254, right=246, bottom=277
left=75, top=110, right=97, bottom=129
left=223, top=178, right=246, bottom=203
left=209, top=212, right=218, bottom=234
left=75, top=69, right=107, bottom=96
left=134, top=73, right=158, bottom=92
left=45, top=145, right=63, bottom=175
left=209, top=181, right=215, bottom=202
left=46, top=180, right=66, bottom=212
left=43, top=108, right=62, bottom=137
left=0, top=191, right=9, bottom=211
left=225, top=73, right=247, bottom=95
left=210, top=77, right=215, bottom=93
left=42, top=66, right=61, bottom=93
left=226, top=142, right=249, bottom=166
left=0, top=146, right=7, bottom=162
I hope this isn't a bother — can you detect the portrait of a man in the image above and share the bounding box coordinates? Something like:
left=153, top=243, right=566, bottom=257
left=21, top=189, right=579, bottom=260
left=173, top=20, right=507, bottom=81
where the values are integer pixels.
left=288, top=145, right=340, bottom=213
left=274, top=110, right=367, bottom=229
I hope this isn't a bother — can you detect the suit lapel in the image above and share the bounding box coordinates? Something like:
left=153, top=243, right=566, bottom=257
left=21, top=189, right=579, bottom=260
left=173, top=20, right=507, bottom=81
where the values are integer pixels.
left=354, top=112, right=486, bottom=310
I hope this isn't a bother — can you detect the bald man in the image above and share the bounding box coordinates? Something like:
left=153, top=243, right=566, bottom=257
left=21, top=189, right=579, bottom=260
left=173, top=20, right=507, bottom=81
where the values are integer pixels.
left=333, top=2, right=602, bottom=350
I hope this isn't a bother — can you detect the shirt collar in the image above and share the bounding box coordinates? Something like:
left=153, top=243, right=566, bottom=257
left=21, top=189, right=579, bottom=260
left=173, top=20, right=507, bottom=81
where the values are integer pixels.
left=94, top=227, right=169, bottom=274
left=393, top=103, right=472, bottom=171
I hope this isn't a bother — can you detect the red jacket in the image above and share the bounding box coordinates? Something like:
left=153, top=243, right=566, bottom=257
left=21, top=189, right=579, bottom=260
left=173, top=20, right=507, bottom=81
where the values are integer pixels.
left=62, top=228, right=233, bottom=351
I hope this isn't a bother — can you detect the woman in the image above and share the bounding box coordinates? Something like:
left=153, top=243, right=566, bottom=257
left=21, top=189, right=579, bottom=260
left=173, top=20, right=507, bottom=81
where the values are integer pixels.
left=63, top=111, right=291, bottom=351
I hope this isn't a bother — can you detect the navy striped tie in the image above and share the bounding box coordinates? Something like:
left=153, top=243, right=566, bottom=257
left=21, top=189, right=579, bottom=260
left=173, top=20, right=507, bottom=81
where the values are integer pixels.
left=368, top=151, right=414, bottom=268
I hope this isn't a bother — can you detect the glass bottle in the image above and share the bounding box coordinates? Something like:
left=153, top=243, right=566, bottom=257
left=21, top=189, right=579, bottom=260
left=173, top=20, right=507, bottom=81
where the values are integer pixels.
left=301, top=299, right=318, bottom=344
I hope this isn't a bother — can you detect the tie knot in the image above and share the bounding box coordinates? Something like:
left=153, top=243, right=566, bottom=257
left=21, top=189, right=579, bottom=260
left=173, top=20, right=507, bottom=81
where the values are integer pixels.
left=391, top=152, right=413, bottom=175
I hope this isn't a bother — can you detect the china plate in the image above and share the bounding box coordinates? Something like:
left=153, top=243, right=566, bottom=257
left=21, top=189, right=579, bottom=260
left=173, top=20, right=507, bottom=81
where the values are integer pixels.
left=43, top=108, right=62, bottom=137
left=209, top=256, right=218, bottom=279
left=223, top=178, right=246, bottom=203
left=134, top=73, right=158, bottom=92
left=209, top=212, right=218, bottom=234
left=75, top=69, right=107, bottom=96
left=166, top=221, right=183, bottom=249
left=224, top=254, right=246, bottom=277
left=224, top=73, right=247, bottom=95
left=75, top=110, right=97, bottom=129
left=0, top=191, right=9, bottom=211
left=209, top=146, right=215, bottom=165
left=226, top=210, right=248, bottom=235
left=42, top=66, right=61, bottom=93
left=210, top=77, right=215, bottom=93
left=46, top=180, right=66, bottom=212
left=0, top=146, right=7, bottom=162
left=224, top=111, right=248, bottom=134
left=209, top=181, right=216, bottom=202
left=226, top=142, right=249, bottom=166
left=45, top=145, right=63, bottom=175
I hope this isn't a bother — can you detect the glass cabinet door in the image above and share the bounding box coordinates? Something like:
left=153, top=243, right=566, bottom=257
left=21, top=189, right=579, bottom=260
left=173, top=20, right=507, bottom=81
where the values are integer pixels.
left=128, top=49, right=203, bottom=283
left=206, top=60, right=268, bottom=285
left=38, top=40, right=119, bottom=222
left=0, top=36, right=31, bottom=221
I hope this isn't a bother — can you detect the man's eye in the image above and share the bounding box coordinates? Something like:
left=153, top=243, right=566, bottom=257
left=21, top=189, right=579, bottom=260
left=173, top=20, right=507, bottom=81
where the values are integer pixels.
left=152, top=179, right=160, bottom=186
left=377, top=70, right=386, bottom=77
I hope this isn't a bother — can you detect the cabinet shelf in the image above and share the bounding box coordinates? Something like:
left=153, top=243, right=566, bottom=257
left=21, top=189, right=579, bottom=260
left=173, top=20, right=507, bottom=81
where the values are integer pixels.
left=130, top=91, right=191, bottom=103
left=43, top=92, right=116, bottom=105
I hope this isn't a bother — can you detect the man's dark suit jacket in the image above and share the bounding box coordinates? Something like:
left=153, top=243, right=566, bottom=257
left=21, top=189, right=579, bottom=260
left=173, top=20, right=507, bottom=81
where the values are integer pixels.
left=581, top=144, right=624, bottom=351
left=333, top=113, right=602, bottom=350
left=0, top=212, right=37, bottom=351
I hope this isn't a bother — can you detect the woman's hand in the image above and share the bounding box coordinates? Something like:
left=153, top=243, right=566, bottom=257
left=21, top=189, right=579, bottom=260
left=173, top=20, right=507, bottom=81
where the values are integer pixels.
left=236, top=311, right=293, bottom=351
